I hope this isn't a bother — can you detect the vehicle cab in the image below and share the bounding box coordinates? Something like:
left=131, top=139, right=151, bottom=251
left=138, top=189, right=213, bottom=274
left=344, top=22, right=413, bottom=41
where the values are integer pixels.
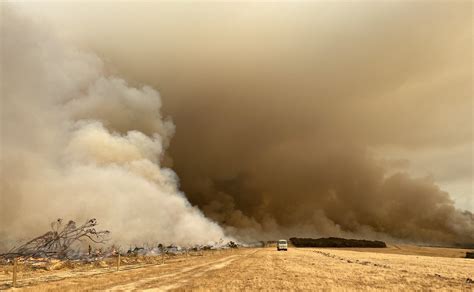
left=277, top=239, right=288, bottom=251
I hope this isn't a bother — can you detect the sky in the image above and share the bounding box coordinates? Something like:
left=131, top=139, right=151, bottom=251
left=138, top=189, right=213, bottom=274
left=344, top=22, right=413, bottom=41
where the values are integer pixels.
left=2, top=1, right=473, bottom=245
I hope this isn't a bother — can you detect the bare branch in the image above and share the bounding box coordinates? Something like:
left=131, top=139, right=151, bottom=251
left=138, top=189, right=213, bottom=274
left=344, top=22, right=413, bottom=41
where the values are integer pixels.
left=0, top=218, right=110, bottom=259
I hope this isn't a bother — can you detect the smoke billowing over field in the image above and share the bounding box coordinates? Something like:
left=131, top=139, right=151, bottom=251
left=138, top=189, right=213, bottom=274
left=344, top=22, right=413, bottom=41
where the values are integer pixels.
left=0, top=6, right=228, bottom=250
left=1, top=2, right=473, bottom=249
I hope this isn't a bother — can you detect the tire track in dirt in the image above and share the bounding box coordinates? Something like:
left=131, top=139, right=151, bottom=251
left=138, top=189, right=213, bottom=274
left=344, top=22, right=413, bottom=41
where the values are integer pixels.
left=108, top=250, right=257, bottom=291
left=313, top=250, right=391, bottom=268
left=151, top=256, right=239, bottom=291
left=140, top=250, right=260, bottom=290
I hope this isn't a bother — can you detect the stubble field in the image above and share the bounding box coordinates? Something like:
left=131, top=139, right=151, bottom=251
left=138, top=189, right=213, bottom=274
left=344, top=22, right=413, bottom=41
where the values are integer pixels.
left=1, top=245, right=472, bottom=291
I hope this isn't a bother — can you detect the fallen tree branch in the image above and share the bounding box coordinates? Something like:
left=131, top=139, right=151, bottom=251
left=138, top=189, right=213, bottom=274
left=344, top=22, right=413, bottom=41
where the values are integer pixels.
left=1, top=218, right=109, bottom=259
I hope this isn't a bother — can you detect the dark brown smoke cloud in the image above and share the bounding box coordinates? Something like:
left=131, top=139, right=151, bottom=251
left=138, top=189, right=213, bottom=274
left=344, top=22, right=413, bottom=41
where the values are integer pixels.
left=15, top=2, right=473, bottom=244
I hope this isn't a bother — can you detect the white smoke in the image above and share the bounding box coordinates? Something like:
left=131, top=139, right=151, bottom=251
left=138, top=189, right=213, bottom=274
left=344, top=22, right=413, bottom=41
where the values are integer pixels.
left=0, top=6, right=228, bottom=250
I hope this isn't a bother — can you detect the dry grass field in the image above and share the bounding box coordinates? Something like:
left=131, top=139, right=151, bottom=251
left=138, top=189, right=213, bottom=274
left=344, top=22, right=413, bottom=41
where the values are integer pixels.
left=1, top=245, right=472, bottom=291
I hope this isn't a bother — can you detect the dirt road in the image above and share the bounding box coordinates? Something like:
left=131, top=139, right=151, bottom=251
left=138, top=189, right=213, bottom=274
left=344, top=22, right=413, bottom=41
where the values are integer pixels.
left=3, top=247, right=473, bottom=290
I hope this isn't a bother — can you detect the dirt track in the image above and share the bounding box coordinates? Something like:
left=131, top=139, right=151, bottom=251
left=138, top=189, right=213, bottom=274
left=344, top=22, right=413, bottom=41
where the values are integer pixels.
left=2, top=247, right=473, bottom=291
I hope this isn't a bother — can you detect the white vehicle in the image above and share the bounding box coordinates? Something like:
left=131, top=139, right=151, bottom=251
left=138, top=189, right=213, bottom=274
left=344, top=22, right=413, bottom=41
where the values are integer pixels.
left=277, top=239, right=288, bottom=251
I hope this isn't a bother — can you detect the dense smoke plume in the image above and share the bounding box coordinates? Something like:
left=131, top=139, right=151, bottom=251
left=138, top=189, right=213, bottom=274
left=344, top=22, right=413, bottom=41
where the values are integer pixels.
left=3, top=2, right=473, bottom=246
left=0, top=6, right=228, bottom=251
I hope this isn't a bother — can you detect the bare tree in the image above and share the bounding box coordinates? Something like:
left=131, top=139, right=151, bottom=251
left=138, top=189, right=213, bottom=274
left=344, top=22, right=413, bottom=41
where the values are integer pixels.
left=1, top=218, right=109, bottom=259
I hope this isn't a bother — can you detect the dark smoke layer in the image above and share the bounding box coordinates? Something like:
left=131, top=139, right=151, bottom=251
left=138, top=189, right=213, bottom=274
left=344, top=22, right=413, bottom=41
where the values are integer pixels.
left=6, top=2, right=474, bottom=245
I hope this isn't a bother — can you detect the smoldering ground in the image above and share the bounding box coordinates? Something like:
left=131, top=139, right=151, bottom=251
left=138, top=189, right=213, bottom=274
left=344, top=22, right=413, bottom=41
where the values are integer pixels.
left=2, top=2, right=473, bottom=247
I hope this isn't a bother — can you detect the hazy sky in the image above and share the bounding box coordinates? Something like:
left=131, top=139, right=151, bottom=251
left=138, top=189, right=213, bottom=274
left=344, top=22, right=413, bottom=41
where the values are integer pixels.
left=6, top=1, right=473, bottom=244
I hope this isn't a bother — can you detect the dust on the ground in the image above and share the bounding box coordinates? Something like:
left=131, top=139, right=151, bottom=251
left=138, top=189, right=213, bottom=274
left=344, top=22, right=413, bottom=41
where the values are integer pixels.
left=1, top=246, right=472, bottom=291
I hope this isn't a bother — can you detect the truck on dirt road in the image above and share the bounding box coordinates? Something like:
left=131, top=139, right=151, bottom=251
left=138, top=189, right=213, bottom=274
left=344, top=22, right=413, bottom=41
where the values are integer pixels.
left=277, top=239, right=288, bottom=251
